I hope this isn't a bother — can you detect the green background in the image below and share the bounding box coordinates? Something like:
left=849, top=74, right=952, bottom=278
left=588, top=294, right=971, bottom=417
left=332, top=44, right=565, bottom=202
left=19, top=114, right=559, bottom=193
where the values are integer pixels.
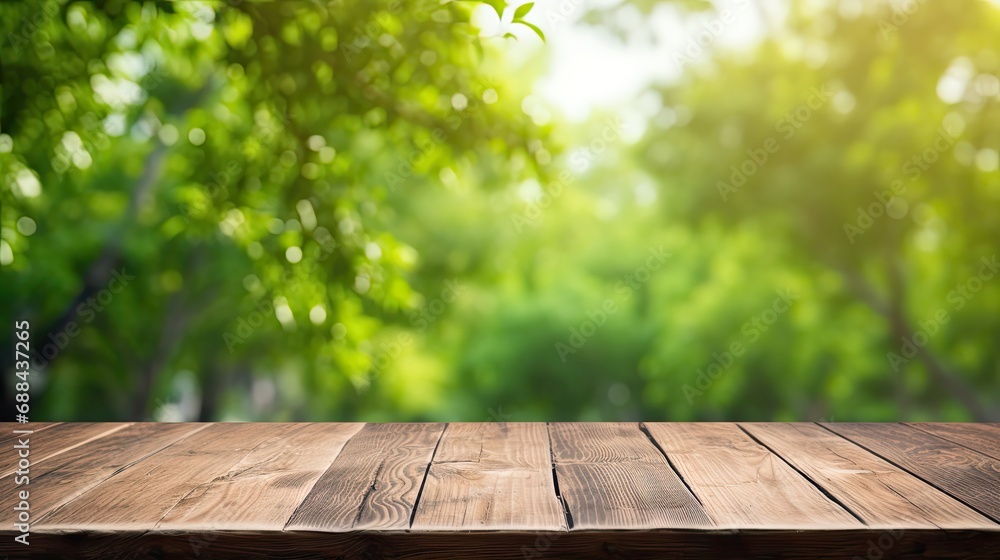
left=1, top=0, right=998, bottom=421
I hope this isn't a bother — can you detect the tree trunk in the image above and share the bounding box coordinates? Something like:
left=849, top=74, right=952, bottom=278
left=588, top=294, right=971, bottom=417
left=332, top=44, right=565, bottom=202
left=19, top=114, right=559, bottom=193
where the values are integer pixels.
left=835, top=261, right=997, bottom=421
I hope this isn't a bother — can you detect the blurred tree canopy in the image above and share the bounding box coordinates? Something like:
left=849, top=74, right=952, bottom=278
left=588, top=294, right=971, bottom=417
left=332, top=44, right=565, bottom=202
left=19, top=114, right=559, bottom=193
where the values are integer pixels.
left=1, top=0, right=998, bottom=422
left=1, top=0, right=544, bottom=420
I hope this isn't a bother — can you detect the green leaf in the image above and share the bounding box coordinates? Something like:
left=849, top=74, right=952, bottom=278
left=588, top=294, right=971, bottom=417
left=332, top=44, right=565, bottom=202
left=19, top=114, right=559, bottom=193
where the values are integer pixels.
left=480, top=0, right=506, bottom=18
left=514, top=2, right=534, bottom=19
left=503, top=32, right=518, bottom=39
left=517, top=20, right=545, bottom=42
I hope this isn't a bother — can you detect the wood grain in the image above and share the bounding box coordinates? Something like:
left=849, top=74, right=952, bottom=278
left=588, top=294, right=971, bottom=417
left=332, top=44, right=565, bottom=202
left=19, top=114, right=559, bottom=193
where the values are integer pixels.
left=37, top=423, right=307, bottom=530
left=906, top=423, right=1000, bottom=461
left=742, top=422, right=994, bottom=529
left=156, top=423, right=363, bottom=530
left=644, top=422, right=859, bottom=529
left=286, top=422, right=445, bottom=531
left=0, top=422, right=58, bottom=446
left=825, top=423, right=1000, bottom=523
left=548, top=422, right=713, bottom=530
left=7, top=529, right=1000, bottom=559
left=1, top=422, right=204, bottom=521
left=411, top=423, right=566, bottom=531
left=0, top=422, right=129, bottom=478
left=2, top=421, right=997, bottom=559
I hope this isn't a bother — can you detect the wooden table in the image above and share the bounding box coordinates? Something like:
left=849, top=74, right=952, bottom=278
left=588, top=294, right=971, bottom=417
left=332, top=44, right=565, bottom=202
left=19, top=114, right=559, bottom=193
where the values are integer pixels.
left=1, top=422, right=998, bottom=559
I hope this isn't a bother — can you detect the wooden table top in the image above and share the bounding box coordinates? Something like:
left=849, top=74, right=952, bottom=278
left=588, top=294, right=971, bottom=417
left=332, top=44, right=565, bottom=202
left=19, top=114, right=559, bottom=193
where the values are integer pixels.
left=1, top=422, right=998, bottom=559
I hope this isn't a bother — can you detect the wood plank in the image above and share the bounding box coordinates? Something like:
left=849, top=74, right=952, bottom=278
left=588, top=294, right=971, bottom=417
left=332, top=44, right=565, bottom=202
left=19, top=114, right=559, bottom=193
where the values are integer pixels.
left=0, top=422, right=129, bottom=478
left=37, top=423, right=309, bottom=530
left=825, top=423, right=1000, bottom=523
left=411, top=423, right=566, bottom=531
left=644, top=422, right=859, bottom=529
left=743, top=422, right=995, bottom=529
left=1, top=420, right=997, bottom=559
left=0, top=422, right=205, bottom=520
left=285, top=422, right=445, bottom=531
left=548, top=422, right=712, bottom=530
left=0, top=422, right=59, bottom=446
left=157, top=423, right=364, bottom=530
left=9, top=529, right=1000, bottom=560
left=907, top=423, right=1000, bottom=461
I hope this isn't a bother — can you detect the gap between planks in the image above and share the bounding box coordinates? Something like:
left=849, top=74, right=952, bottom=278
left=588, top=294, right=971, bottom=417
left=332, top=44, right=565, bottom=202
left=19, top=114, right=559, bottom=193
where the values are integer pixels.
left=15, top=422, right=1000, bottom=536
left=406, top=422, right=448, bottom=529
left=638, top=423, right=706, bottom=508
left=547, top=422, right=575, bottom=530
left=737, top=423, right=867, bottom=526
left=819, top=422, right=1000, bottom=525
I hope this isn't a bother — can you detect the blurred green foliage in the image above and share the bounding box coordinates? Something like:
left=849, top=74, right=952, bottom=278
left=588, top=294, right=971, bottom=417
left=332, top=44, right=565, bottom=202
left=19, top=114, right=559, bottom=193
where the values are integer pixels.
left=1, top=0, right=998, bottom=422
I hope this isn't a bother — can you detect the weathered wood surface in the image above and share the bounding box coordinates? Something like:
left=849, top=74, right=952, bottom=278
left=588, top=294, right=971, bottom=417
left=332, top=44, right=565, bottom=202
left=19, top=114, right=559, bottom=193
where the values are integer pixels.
left=411, top=422, right=565, bottom=531
left=549, top=422, right=713, bottom=530
left=905, top=422, right=1000, bottom=461
left=0, top=422, right=998, bottom=559
left=825, top=422, right=1000, bottom=523
left=742, top=422, right=995, bottom=530
left=644, top=422, right=860, bottom=529
left=286, top=422, right=444, bottom=531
